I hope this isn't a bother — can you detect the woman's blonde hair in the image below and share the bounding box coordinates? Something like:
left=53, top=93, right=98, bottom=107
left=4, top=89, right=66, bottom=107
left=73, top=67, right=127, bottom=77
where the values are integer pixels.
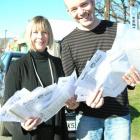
left=25, top=16, right=54, bottom=51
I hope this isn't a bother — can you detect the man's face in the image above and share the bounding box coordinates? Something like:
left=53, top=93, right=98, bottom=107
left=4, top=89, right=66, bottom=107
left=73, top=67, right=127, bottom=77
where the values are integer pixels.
left=64, top=0, right=95, bottom=29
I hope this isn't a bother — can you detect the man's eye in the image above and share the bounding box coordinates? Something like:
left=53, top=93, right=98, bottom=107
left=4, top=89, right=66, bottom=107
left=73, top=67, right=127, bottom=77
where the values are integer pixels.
left=81, top=2, right=88, bottom=7
left=70, top=8, right=77, bottom=13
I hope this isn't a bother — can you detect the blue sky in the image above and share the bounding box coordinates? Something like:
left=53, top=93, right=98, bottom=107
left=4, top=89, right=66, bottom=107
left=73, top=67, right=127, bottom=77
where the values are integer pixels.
left=0, top=0, right=72, bottom=38
left=1, top=0, right=139, bottom=39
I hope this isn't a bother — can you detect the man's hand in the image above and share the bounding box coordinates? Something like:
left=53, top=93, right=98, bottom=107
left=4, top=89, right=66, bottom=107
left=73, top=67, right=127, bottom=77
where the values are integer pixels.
left=21, top=117, right=41, bottom=131
left=122, top=66, right=140, bottom=86
left=65, top=96, right=79, bottom=110
left=86, top=88, right=104, bottom=108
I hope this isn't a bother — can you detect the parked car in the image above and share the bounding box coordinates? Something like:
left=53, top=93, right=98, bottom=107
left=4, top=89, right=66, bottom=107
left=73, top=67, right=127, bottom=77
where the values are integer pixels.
left=0, top=51, right=25, bottom=98
left=0, top=51, right=76, bottom=140
left=0, top=51, right=26, bottom=140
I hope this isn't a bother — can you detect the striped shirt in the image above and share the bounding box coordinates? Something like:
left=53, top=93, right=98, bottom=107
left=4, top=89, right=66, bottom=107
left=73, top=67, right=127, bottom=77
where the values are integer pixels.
left=61, top=20, right=129, bottom=118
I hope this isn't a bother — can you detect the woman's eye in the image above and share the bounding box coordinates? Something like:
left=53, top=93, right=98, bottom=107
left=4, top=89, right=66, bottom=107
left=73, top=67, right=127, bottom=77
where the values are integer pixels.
left=42, top=32, right=47, bottom=34
left=33, top=31, right=38, bottom=34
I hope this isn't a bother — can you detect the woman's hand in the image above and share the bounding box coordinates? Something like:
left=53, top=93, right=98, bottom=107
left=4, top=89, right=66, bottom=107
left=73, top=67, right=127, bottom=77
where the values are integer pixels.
left=86, top=88, right=104, bottom=108
left=65, top=96, right=79, bottom=110
left=21, top=117, right=41, bottom=131
left=122, top=66, right=140, bottom=86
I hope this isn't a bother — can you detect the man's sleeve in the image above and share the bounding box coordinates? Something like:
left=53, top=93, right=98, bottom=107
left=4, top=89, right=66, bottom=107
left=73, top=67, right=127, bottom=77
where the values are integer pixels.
left=60, top=41, right=75, bottom=76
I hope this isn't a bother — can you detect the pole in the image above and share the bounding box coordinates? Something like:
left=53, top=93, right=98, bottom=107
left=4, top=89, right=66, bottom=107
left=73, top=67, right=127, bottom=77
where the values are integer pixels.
left=104, top=0, right=110, bottom=20
left=4, top=29, right=7, bottom=49
left=130, top=1, right=138, bottom=29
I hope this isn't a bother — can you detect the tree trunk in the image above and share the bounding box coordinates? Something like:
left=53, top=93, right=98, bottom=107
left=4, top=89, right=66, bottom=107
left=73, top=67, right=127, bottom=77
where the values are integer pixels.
left=104, top=0, right=110, bottom=20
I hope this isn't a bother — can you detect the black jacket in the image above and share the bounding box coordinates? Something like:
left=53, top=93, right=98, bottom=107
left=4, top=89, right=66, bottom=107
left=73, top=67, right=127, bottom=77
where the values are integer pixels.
left=3, top=51, right=68, bottom=140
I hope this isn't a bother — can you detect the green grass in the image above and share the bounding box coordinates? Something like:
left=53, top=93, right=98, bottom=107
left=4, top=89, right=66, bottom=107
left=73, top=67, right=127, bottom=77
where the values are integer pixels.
left=128, top=85, right=140, bottom=140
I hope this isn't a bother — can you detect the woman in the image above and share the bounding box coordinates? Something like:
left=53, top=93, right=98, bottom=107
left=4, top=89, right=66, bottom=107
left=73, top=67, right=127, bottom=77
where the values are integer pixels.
left=3, top=16, right=68, bottom=140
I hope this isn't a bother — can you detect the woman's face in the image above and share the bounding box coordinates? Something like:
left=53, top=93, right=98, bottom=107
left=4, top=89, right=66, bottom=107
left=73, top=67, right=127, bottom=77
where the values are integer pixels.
left=31, top=28, right=49, bottom=52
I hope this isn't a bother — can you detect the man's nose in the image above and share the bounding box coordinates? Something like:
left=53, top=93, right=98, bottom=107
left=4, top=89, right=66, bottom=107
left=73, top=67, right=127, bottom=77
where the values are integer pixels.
left=77, top=7, right=85, bottom=16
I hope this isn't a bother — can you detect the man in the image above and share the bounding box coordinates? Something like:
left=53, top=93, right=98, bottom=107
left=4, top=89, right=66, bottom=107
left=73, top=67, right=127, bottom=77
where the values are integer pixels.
left=61, top=0, right=140, bottom=140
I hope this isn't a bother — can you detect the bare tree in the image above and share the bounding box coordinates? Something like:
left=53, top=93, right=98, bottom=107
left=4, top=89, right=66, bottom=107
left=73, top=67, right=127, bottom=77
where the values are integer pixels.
left=110, top=0, right=129, bottom=23
left=0, top=39, right=5, bottom=50
left=0, top=38, right=10, bottom=51
left=95, top=0, right=140, bottom=23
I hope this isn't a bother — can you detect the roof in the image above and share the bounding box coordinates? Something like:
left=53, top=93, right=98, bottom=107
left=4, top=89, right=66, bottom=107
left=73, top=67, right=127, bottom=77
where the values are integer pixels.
left=1, top=19, right=76, bottom=42
left=49, top=19, right=76, bottom=40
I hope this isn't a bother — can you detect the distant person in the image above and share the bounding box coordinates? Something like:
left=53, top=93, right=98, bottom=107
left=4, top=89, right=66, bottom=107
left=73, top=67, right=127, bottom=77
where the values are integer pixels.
left=0, top=56, right=4, bottom=90
left=61, top=0, right=140, bottom=140
left=0, top=47, right=4, bottom=54
left=3, top=16, right=68, bottom=140
left=47, top=41, right=61, bottom=58
left=18, top=42, right=28, bottom=52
